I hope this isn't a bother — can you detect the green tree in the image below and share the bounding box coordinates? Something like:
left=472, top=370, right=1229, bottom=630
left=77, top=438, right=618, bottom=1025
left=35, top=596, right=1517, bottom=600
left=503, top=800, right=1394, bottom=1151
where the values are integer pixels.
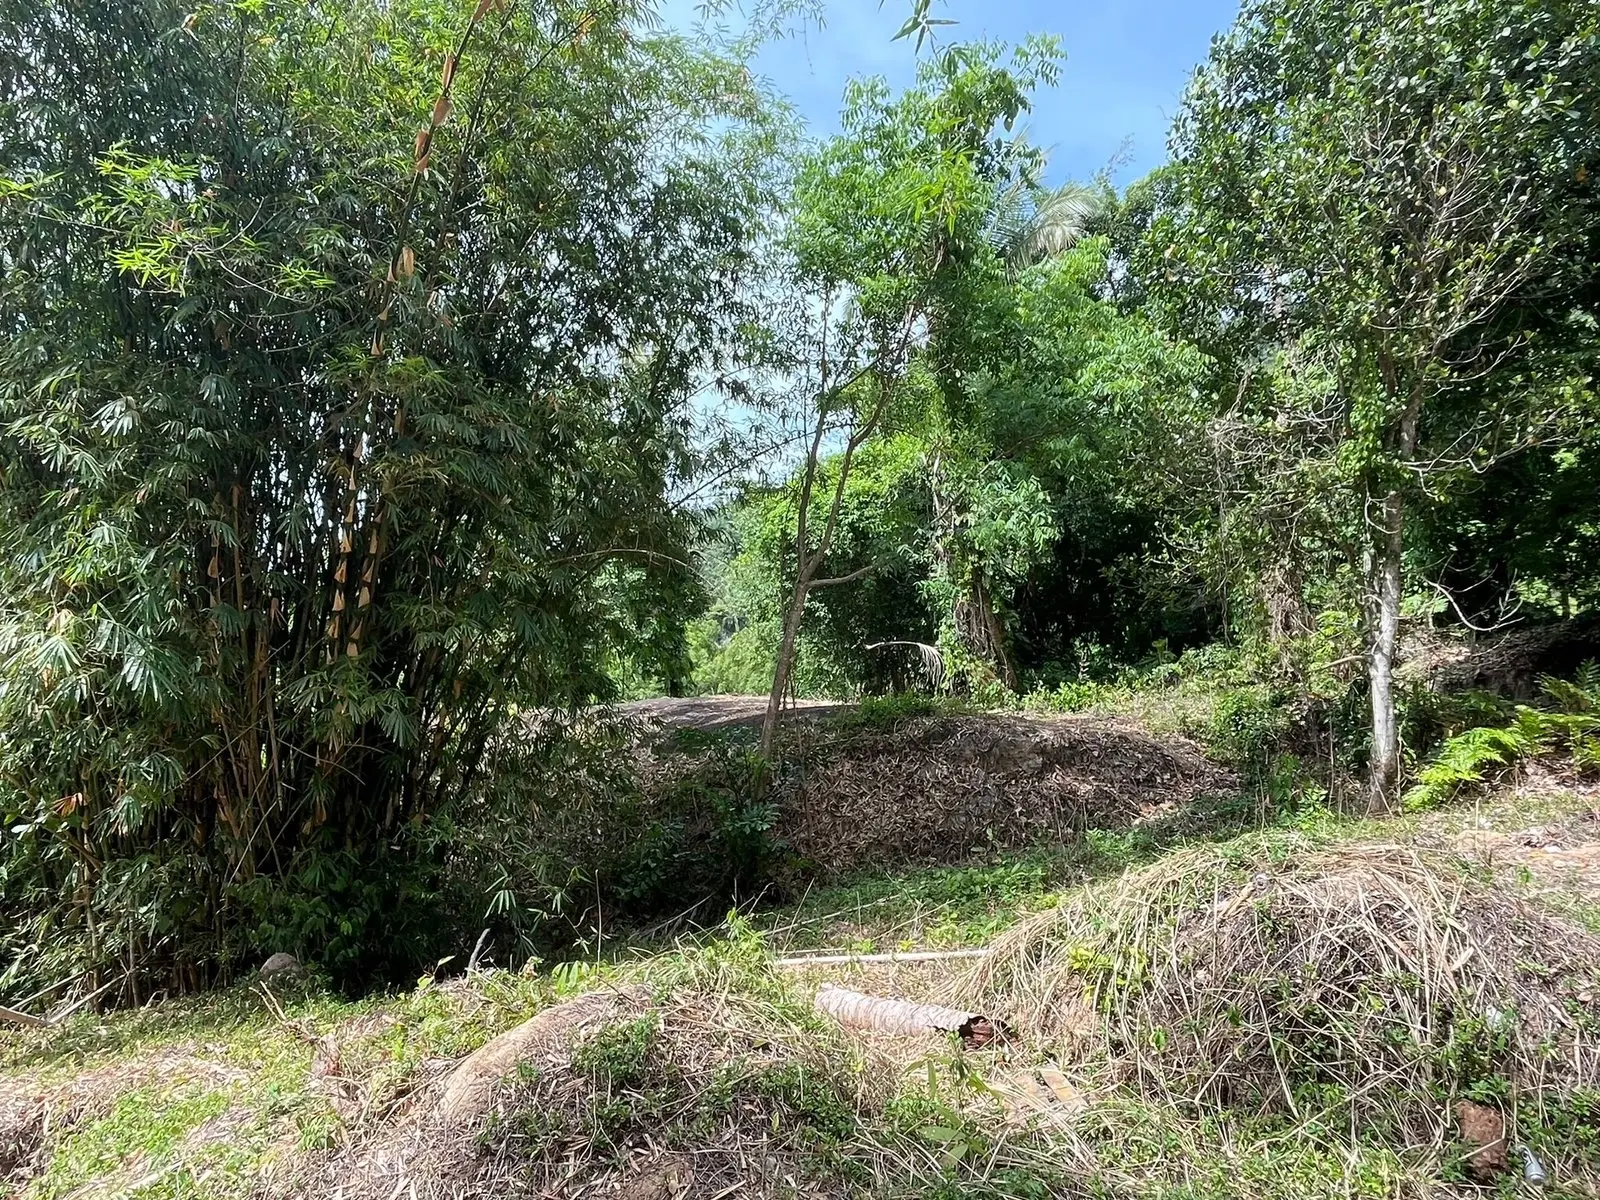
left=755, top=38, right=1059, bottom=755
left=930, top=236, right=1209, bottom=688
left=1169, top=0, right=1599, bottom=804
left=0, top=0, right=783, bottom=992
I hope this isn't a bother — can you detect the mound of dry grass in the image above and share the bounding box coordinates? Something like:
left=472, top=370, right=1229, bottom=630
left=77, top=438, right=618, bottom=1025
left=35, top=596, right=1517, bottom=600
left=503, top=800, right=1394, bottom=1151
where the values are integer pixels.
left=772, top=713, right=1235, bottom=874
left=0, top=1081, right=47, bottom=1188
left=281, top=937, right=1042, bottom=1200
left=19, top=817, right=1600, bottom=1200
left=965, top=839, right=1600, bottom=1172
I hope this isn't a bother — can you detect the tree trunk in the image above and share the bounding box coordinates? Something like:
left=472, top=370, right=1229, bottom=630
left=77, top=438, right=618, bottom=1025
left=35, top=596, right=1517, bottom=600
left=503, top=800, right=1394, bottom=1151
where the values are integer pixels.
left=1366, top=484, right=1404, bottom=809
left=1366, top=395, right=1420, bottom=811
left=761, top=587, right=807, bottom=762
left=930, top=452, right=1016, bottom=691
left=1263, top=558, right=1312, bottom=675
left=957, top=569, right=1017, bottom=691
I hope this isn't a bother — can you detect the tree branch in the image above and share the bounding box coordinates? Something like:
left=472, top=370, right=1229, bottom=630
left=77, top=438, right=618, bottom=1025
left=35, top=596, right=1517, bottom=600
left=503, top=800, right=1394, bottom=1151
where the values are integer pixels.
left=809, top=562, right=878, bottom=589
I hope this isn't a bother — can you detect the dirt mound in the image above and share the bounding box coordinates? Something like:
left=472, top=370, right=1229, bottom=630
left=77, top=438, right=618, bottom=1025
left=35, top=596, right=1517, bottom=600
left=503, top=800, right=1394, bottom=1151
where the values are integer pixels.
left=0, top=1081, right=47, bottom=1189
left=1401, top=615, right=1600, bottom=698
left=771, top=713, right=1234, bottom=873
left=283, top=966, right=925, bottom=1200
left=622, top=694, right=853, bottom=731
left=966, top=839, right=1600, bottom=1161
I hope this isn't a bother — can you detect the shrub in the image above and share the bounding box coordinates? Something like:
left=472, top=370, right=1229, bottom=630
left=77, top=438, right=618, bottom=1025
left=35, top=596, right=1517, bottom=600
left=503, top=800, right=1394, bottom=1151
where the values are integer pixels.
left=689, top=619, right=779, bottom=697
left=1204, top=685, right=1292, bottom=778
left=439, top=717, right=782, bottom=964
left=1020, top=680, right=1103, bottom=713
left=1397, top=686, right=1514, bottom=763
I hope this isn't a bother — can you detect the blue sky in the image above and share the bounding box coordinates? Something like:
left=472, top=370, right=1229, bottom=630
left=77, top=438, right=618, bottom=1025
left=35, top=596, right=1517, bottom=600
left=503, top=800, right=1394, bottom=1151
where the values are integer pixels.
left=669, top=0, right=1243, bottom=187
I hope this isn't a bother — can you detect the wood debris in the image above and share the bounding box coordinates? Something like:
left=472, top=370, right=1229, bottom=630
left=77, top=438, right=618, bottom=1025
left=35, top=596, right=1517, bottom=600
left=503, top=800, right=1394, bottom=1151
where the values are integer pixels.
left=1455, top=1100, right=1509, bottom=1180
left=812, top=984, right=1008, bottom=1047
left=994, top=1064, right=1089, bottom=1127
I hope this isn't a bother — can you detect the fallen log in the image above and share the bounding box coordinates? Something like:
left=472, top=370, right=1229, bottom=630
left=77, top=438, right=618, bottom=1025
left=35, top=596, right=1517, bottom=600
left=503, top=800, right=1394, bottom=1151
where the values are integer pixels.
left=435, top=985, right=650, bottom=1126
left=813, top=984, right=1007, bottom=1047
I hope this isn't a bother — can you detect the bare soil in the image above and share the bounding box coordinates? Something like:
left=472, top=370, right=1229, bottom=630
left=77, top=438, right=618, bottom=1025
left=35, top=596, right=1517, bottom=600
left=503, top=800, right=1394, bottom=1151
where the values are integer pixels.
left=1451, top=781, right=1600, bottom=901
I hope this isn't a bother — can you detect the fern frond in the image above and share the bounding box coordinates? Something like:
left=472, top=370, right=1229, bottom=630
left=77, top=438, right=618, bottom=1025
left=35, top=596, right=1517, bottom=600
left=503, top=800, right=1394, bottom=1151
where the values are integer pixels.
left=1575, top=659, right=1600, bottom=699
left=1402, top=719, right=1541, bottom=811
left=1541, top=660, right=1600, bottom=714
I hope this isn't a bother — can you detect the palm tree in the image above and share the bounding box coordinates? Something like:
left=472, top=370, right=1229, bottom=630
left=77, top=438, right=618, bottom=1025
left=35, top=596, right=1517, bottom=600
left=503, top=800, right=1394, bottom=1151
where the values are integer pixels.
left=988, top=180, right=1113, bottom=269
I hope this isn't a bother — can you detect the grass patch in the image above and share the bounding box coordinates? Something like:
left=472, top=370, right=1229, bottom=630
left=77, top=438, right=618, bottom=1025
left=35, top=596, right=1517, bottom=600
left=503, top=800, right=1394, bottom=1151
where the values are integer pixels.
left=759, top=833, right=1157, bottom=954
left=7, top=780, right=1600, bottom=1199
left=28, top=1085, right=235, bottom=1200
left=0, top=969, right=568, bottom=1200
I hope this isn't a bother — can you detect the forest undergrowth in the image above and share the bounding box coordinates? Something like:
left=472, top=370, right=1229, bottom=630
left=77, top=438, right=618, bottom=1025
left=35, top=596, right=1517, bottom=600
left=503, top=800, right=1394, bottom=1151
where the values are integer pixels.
left=5, top=695, right=1598, bottom=1200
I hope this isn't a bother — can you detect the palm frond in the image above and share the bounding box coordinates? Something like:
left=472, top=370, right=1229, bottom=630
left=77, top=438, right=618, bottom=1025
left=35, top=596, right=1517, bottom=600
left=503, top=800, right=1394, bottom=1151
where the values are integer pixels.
left=1019, top=183, right=1109, bottom=262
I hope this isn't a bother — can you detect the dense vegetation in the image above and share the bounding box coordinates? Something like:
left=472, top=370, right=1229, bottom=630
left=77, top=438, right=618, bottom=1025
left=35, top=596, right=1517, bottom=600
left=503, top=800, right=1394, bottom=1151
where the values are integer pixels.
left=1, top=0, right=1597, bottom=1003
left=0, top=0, right=782, bottom=994
left=696, top=0, right=1600, bottom=791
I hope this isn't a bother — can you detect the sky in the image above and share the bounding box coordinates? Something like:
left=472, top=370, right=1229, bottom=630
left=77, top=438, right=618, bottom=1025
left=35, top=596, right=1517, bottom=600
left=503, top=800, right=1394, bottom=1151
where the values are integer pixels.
left=667, top=0, right=1243, bottom=188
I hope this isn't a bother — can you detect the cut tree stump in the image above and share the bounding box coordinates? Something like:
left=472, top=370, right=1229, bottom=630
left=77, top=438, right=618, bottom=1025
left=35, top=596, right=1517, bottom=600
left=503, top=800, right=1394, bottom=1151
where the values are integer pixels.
left=813, top=984, right=1007, bottom=1047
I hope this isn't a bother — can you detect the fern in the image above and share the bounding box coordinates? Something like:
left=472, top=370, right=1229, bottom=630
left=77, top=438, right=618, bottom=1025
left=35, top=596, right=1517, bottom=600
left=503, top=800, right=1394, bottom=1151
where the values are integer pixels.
left=1539, top=659, right=1600, bottom=715
left=1403, top=721, right=1542, bottom=811
left=1405, top=661, right=1600, bottom=809
left=1576, top=737, right=1600, bottom=775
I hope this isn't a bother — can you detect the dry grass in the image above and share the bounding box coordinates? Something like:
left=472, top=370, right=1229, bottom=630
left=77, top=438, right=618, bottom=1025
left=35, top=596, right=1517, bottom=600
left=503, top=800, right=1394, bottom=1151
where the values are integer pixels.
left=272, top=935, right=1075, bottom=1200
left=770, top=713, right=1235, bottom=875
left=964, top=837, right=1600, bottom=1186
left=13, top=790, right=1600, bottom=1200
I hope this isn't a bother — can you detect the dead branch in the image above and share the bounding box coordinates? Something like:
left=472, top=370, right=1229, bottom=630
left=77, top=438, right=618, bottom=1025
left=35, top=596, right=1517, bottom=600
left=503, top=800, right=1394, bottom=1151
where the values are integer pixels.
left=0, top=979, right=118, bottom=1028
left=0, top=1003, right=47, bottom=1028
left=808, top=563, right=878, bottom=589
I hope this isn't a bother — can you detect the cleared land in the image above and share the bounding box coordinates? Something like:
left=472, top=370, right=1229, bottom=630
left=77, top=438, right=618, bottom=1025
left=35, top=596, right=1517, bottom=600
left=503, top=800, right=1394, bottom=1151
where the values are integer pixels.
left=4, top=715, right=1598, bottom=1200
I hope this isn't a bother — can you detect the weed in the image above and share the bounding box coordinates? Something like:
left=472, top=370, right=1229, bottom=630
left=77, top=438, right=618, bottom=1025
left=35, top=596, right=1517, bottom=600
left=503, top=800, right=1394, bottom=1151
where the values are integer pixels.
left=572, top=1014, right=662, bottom=1091
left=823, top=692, right=962, bottom=733
left=1204, top=685, right=1292, bottom=777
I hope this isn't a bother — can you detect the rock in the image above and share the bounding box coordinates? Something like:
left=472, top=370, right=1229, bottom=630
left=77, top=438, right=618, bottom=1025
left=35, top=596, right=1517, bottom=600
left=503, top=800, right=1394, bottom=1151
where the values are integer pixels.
left=259, top=952, right=302, bottom=979
left=1455, top=1100, right=1509, bottom=1181
left=615, top=1160, right=693, bottom=1200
